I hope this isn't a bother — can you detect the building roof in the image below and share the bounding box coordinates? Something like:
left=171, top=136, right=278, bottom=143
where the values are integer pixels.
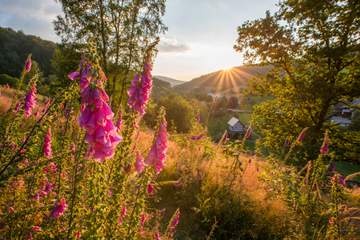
left=227, top=117, right=239, bottom=127
left=330, top=116, right=352, bottom=126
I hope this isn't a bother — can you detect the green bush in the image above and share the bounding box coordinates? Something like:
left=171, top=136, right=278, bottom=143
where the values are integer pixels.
left=158, top=94, right=195, bottom=133
left=0, top=74, right=19, bottom=88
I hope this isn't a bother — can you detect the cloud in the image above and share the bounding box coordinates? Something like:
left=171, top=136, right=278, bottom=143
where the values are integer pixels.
left=158, top=37, right=190, bottom=53
left=0, top=0, right=62, bottom=41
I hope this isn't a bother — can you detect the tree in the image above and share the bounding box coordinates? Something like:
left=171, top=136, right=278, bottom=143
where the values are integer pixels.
left=158, top=95, right=195, bottom=133
left=234, top=1, right=360, bottom=164
left=54, top=0, right=167, bottom=105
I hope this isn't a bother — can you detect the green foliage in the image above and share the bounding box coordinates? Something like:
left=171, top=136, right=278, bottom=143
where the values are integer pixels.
left=0, top=74, right=19, bottom=88
left=54, top=0, right=167, bottom=105
left=0, top=27, right=56, bottom=77
left=158, top=94, right=196, bottom=133
left=50, top=45, right=82, bottom=90
left=235, top=1, right=360, bottom=164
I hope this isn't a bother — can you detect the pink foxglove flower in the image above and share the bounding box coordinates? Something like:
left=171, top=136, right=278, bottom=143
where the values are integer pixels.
left=169, top=209, right=180, bottom=233
left=51, top=197, right=68, bottom=218
left=13, top=101, right=21, bottom=113
left=145, top=118, right=168, bottom=174
left=244, top=126, right=252, bottom=139
left=116, top=110, right=122, bottom=131
left=117, top=206, right=127, bottom=225
left=147, top=183, right=154, bottom=195
left=154, top=232, right=161, bottom=240
left=69, top=62, right=122, bottom=162
left=135, top=152, right=145, bottom=174
left=43, top=128, right=52, bottom=158
left=127, top=63, right=153, bottom=115
left=74, top=231, right=81, bottom=239
left=296, top=127, right=309, bottom=144
left=24, top=84, right=37, bottom=118
left=139, top=212, right=149, bottom=233
left=25, top=55, right=32, bottom=73
left=191, top=134, right=204, bottom=141
left=31, top=226, right=42, bottom=232
left=320, top=131, right=330, bottom=155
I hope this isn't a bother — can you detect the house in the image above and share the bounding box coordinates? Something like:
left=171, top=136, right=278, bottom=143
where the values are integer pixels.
left=227, top=117, right=245, bottom=138
left=331, top=98, right=360, bottom=127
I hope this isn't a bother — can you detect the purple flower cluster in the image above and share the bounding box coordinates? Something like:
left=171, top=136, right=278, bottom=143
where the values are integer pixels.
left=69, top=62, right=122, bottom=162
left=145, top=118, right=168, bottom=174
left=43, top=128, right=52, bottom=158
left=127, top=63, right=153, bottom=115
left=51, top=197, right=68, bottom=219
left=24, top=84, right=36, bottom=118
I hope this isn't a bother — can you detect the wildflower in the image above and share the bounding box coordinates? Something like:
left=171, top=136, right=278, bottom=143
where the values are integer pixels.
left=116, top=110, right=122, bottom=131
left=147, top=183, right=154, bottom=195
left=31, top=226, right=42, bottom=232
left=146, top=117, right=168, bottom=174
left=44, top=181, right=53, bottom=195
left=244, top=126, right=252, bottom=139
left=169, top=209, right=180, bottom=233
left=43, top=128, right=52, bottom=158
left=191, top=134, right=204, bottom=141
left=154, top=232, right=161, bottom=240
left=284, top=136, right=291, bottom=147
left=8, top=207, right=14, bottom=214
left=320, top=131, right=330, bottom=155
left=24, top=84, right=37, bottom=118
left=51, top=197, right=68, bottom=218
left=74, top=231, right=81, bottom=239
left=117, top=206, right=127, bottom=225
left=13, top=101, right=21, bottom=113
left=296, top=127, right=309, bottom=144
left=327, top=161, right=336, bottom=173
left=135, top=152, right=145, bottom=174
left=25, top=55, right=32, bottom=73
left=27, top=233, right=33, bottom=240
left=43, top=162, right=57, bottom=174
left=196, top=114, right=201, bottom=123
left=328, top=216, right=335, bottom=225
left=127, top=62, right=153, bottom=115
left=331, top=174, right=346, bottom=187
left=139, top=212, right=149, bottom=233
left=70, top=62, right=121, bottom=162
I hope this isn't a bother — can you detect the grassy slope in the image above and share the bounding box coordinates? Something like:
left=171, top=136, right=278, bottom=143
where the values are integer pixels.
left=137, top=130, right=291, bottom=239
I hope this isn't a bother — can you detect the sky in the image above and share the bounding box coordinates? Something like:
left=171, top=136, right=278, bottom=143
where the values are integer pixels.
left=0, top=0, right=278, bottom=81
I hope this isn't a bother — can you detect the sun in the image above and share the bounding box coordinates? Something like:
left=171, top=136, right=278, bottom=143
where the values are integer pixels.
left=222, top=67, right=233, bottom=73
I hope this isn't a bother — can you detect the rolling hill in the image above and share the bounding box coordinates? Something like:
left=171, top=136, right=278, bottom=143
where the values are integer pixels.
left=175, top=65, right=272, bottom=96
left=0, top=27, right=57, bottom=77
left=153, top=75, right=184, bottom=87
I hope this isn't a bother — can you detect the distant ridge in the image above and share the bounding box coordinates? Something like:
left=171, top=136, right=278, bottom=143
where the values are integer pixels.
left=174, top=65, right=272, bottom=96
left=154, top=75, right=185, bottom=87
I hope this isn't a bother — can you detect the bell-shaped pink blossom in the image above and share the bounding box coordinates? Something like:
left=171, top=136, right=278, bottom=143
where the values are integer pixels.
left=244, top=126, right=252, bottom=139
left=24, top=84, right=37, bottom=118
left=25, top=55, right=32, bottom=73
left=296, top=127, right=309, bottom=144
left=69, top=62, right=122, bottom=162
left=43, top=128, right=52, bottom=158
left=127, top=63, right=153, bottom=115
left=169, top=209, right=180, bottom=233
left=320, top=131, right=330, bottom=155
left=51, top=197, right=68, bottom=219
left=117, top=206, right=127, bottom=225
left=116, top=110, right=122, bottom=131
left=145, top=118, right=168, bottom=174
left=154, top=232, right=161, bottom=240
left=135, top=152, right=145, bottom=174
left=31, top=226, right=42, bottom=232
left=147, top=183, right=154, bottom=195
